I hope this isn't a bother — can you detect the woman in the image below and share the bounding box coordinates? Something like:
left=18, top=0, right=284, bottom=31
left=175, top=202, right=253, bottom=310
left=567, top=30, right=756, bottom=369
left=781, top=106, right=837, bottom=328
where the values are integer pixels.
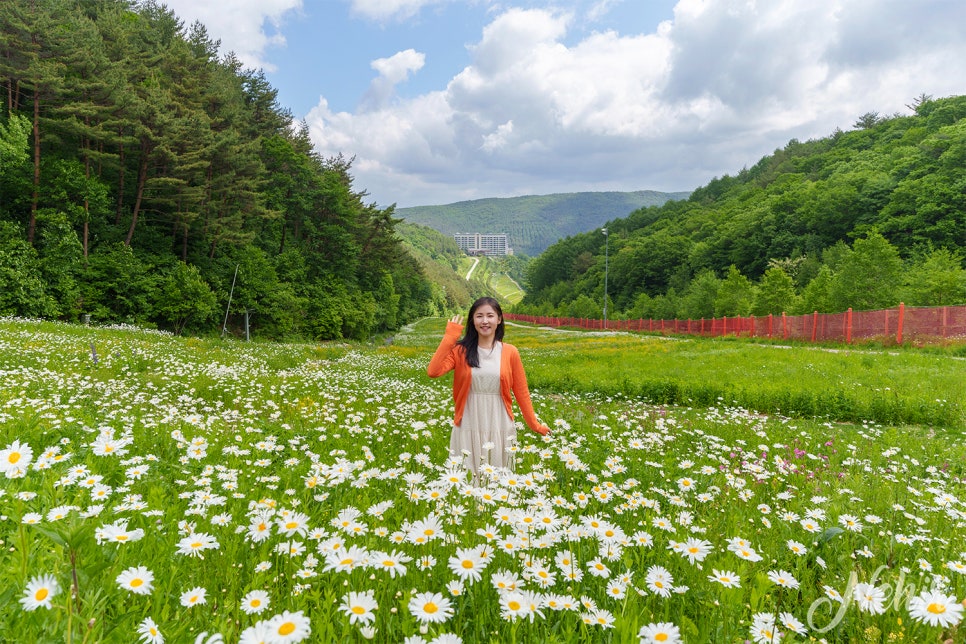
left=428, top=297, right=550, bottom=474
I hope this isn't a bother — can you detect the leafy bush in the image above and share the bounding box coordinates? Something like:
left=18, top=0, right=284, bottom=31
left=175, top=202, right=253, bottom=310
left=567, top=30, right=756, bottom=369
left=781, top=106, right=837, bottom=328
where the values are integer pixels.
left=154, top=262, right=219, bottom=334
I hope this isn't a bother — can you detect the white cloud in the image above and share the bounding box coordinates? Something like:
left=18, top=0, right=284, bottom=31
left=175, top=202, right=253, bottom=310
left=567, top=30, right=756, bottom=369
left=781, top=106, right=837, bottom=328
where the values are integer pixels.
left=371, top=48, right=426, bottom=84
left=159, top=0, right=302, bottom=71
left=348, top=0, right=450, bottom=22
left=168, top=0, right=966, bottom=207
left=585, top=0, right=624, bottom=23
left=308, top=0, right=966, bottom=207
left=359, top=49, right=426, bottom=111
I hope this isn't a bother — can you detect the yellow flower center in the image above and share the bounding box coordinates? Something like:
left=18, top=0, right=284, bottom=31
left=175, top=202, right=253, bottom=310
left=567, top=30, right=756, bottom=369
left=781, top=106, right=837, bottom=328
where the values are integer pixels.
left=656, top=634, right=668, bottom=642
left=462, top=560, right=473, bottom=569
left=508, top=601, right=521, bottom=611
left=251, top=599, right=261, bottom=607
left=424, top=602, right=438, bottom=613
left=8, top=452, right=21, bottom=464
left=352, top=606, right=365, bottom=615
left=286, top=522, right=297, bottom=529
left=36, top=588, right=49, bottom=600
left=130, top=579, right=143, bottom=588
left=927, top=603, right=946, bottom=614
left=279, top=622, right=296, bottom=635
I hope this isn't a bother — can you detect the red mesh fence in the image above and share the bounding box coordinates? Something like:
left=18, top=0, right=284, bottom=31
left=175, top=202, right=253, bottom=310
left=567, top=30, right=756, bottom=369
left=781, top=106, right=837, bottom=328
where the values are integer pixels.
left=506, top=304, right=966, bottom=345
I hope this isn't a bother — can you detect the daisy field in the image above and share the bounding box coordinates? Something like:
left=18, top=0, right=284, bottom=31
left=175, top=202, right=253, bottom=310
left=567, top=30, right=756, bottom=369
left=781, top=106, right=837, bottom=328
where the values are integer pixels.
left=1, top=317, right=964, bottom=643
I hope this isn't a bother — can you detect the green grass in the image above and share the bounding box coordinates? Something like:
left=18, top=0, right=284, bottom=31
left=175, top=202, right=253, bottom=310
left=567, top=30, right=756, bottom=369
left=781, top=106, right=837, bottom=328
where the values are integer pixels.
left=462, top=320, right=965, bottom=430
left=488, top=270, right=524, bottom=305
left=2, top=317, right=965, bottom=644
left=458, top=256, right=525, bottom=304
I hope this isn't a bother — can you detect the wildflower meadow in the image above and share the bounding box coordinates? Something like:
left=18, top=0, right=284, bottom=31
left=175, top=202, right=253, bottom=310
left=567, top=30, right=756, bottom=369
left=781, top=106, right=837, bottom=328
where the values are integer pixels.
left=1, top=317, right=964, bottom=643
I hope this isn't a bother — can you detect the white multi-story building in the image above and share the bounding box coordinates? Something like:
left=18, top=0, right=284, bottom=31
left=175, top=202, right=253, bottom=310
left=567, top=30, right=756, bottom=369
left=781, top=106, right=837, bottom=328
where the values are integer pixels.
left=453, top=233, right=513, bottom=256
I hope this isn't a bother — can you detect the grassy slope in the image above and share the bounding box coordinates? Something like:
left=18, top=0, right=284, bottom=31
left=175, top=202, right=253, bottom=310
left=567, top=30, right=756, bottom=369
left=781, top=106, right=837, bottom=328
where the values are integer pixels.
left=398, top=223, right=528, bottom=309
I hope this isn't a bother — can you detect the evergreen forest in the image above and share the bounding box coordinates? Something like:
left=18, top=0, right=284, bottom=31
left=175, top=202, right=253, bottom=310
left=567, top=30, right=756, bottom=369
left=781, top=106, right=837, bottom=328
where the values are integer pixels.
left=0, top=0, right=445, bottom=340
left=519, top=95, right=966, bottom=321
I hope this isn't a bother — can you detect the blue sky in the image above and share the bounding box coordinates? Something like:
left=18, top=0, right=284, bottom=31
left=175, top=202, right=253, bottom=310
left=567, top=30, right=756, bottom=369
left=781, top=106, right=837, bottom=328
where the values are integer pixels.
left=160, top=0, right=966, bottom=208
left=261, top=1, right=678, bottom=116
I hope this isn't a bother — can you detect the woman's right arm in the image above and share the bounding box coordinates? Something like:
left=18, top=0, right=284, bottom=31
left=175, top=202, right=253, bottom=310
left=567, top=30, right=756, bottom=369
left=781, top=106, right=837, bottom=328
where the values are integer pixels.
left=427, top=318, right=463, bottom=377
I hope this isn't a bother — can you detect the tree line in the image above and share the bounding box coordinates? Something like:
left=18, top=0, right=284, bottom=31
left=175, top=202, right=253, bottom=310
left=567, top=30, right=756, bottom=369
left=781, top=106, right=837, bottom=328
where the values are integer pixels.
left=519, top=95, right=966, bottom=321
left=0, top=0, right=441, bottom=339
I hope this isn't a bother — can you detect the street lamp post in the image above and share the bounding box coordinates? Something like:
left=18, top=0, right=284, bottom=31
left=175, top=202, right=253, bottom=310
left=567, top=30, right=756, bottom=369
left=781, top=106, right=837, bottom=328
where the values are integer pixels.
left=602, top=227, right=609, bottom=327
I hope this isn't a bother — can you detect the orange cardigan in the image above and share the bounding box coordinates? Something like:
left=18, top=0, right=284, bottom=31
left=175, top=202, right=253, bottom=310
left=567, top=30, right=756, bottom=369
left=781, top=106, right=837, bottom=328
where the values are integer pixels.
left=427, top=321, right=549, bottom=435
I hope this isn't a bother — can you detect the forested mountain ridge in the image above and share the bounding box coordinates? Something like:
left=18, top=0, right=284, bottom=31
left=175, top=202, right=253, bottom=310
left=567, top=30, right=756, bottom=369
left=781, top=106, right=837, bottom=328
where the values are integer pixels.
left=396, top=190, right=690, bottom=257
left=520, top=95, right=966, bottom=321
left=0, top=0, right=441, bottom=339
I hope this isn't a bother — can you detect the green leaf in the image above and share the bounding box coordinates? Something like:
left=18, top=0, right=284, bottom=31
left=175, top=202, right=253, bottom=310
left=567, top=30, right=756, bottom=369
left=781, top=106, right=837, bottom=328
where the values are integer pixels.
left=817, top=526, right=845, bottom=544
left=31, top=525, right=67, bottom=548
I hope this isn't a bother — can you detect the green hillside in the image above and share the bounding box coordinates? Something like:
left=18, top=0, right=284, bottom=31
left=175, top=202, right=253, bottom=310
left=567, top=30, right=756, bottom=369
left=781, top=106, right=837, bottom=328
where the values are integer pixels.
left=396, top=222, right=529, bottom=310
left=395, top=222, right=488, bottom=313
left=396, top=190, right=690, bottom=256
left=520, top=94, right=966, bottom=321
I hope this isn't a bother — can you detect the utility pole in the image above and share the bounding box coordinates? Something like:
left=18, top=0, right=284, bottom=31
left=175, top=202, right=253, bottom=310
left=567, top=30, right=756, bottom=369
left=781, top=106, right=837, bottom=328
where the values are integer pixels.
left=602, top=227, right=609, bottom=327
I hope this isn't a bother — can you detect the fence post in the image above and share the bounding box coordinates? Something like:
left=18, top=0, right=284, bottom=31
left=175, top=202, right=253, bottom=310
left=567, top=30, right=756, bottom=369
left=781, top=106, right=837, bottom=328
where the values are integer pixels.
left=942, top=306, right=948, bottom=338
left=782, top=312, right=787, bottom=339
left=811, top=311, right=818, bottom=343
left=846, top=308, right=852, bottom=344
left=896, top=302, right=905, bottom=345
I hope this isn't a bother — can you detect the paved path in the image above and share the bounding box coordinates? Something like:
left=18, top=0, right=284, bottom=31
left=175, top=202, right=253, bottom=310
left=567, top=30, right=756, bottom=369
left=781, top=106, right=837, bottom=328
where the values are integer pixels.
left=465, top=257, right=480, bottom=280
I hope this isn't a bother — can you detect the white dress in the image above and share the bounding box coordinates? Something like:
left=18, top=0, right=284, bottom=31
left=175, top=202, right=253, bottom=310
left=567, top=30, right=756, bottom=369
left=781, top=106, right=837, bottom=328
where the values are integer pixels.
left=449, top=342, right=516, bottom=473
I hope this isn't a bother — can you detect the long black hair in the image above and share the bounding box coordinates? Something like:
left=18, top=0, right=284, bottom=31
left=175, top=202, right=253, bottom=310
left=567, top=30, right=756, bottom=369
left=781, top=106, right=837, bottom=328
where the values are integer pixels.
left=457, top=296, right=505, bottom=368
